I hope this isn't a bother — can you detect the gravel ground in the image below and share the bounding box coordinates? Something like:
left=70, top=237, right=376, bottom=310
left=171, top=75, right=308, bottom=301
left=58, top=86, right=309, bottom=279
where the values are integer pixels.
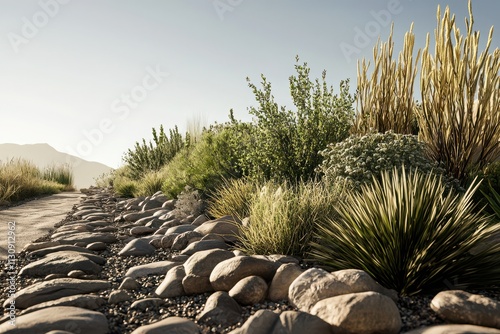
left=1, top=190, right=499, bottom=333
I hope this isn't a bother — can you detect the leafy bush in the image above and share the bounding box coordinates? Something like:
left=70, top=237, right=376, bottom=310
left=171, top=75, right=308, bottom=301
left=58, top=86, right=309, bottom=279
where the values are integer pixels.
left=237, top=180, right=341, bottom=257
left=161, top=120, right=250, bottom=198
left=354, top=24, right=420, bottom=135
left=317, top=131, right=456, bottom=190
left=417, top=1, right=500, bottom=183
left=245, top=57, right=355, bottom=182
left=208, top=177, right=260, bottom=220
left=310, top=167, right=500, bottom=295
left=123, top=125, right=185, bottom=179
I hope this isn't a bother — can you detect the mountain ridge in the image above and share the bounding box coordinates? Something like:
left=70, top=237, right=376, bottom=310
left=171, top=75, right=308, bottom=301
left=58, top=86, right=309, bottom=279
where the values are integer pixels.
left=0, top=143, right=114, bottom=190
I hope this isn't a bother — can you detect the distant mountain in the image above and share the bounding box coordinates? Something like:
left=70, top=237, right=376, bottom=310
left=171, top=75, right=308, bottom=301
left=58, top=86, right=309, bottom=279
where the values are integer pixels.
left=0, top=143, right=113, bottom=190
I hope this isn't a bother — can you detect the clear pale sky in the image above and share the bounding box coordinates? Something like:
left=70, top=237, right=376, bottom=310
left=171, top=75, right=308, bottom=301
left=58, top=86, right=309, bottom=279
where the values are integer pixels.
left=1, top=0, right=499, bottom=168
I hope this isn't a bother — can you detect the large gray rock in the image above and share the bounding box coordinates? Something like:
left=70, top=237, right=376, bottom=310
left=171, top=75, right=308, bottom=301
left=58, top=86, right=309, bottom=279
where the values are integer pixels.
left=210, top=256, right=280, bottom=291
left=125, top=260, right=179, bottom=279
left=0, top=306, right=108, bottom=334
left=130, top=316, right=200, bottom=334
left=19, top=251, right=103, bottom=277
left=229, top=309, right=332, bottom=334
left=119, top=238, right=156, bottom=256
left=268, top=263, right=303, bottom=302
left=182, top=249, right=235, bottom=295
left=197, top=291, right=242, bottom=327
left=229, top=276, right=268, bottom=306
left=430, top=290, right=500, bottom=329
left=289, top=268, right=396, bottom=313
left=2, top=278, right=111, bottom=309
left=51, top=232, right=117, bottom=245
left=403, top=324, right=500, bottom=333
left=155, top=265, right=186, bottom=298
left=310, top=291, right=402, bottom=334
left=194, top=216, right=241, bottom=243
left=19, top=294, right=106, bottom=315
left=28, top=245, right=94, bottom=257
left=171, top=231, right=204, bottom=251
left=108, top=289, right=132, bottom=304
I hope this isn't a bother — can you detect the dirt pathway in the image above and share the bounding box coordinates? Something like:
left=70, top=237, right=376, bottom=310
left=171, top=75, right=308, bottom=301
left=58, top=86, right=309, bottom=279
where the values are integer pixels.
left=0, top=192, right=83, bottom=260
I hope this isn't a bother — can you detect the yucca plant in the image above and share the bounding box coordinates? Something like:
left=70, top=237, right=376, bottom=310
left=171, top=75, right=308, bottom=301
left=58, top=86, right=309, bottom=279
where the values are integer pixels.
left=310, top=167, right=500, bottom=295
left=238, top=180, right=341, bottom=257
left=354, top=24, right=420, bottom=135
left=483, top=182, right=500, bottom=223
left=417, top=1, right=500, bottom=183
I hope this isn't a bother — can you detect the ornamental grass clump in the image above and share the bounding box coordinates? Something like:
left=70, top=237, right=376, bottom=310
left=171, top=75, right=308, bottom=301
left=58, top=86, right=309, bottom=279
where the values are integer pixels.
left=354, top=24, right=420, bottom=135
left=418, top=1, right=500, bottom=183
left=237, top=180, right=340, bottom=257
left=310, top=167, right=500, bottom=295
left=208, top=177, right=259, bottom=220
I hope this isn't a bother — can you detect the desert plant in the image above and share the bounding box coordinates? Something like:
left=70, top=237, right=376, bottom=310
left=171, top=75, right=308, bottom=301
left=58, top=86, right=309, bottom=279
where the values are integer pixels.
left=310, top=167, right=500, bottom=295
left=245, top=57, right=355, bottom=182
left=417, top=1, right=500, bottom=183
left=317, top=131, right=457, bottom=191
left=111, top=166, right=139, bottom=197
left=171, top=186, right=206, bottom=218
left=354, top=24, right=420, bottom=135
left=123, top=125, right=185, bottom=179
left=208, top=177, right=260, bottom=219
left=238, top=180, right=341, bottom=257
left=135, top=169, right=166, bottom=197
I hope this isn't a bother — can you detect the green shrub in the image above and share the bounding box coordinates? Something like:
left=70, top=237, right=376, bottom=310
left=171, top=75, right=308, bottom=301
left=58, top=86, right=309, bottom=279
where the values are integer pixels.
left=123, top=125, right=185, bottom=179
left=310, top=167, right=500, bottom=295
left=245, top=57, right=355, bottom=182
left=111, top=166, right=139, bottom=198
left=208, top=177, right=260, bottom=219
left=161, top=121, right=250, bottom=198
left=317, top=131, right=458, bottom=191
left=238, top=180, right=341, bottom=257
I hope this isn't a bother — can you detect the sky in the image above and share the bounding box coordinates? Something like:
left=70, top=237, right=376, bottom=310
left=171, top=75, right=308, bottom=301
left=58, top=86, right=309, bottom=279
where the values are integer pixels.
left=0, top=0, right=499, bottom=169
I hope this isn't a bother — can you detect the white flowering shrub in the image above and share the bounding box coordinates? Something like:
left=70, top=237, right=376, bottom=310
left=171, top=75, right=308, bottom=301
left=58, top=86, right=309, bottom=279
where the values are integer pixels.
left=317, top=131, right=458, bottom=190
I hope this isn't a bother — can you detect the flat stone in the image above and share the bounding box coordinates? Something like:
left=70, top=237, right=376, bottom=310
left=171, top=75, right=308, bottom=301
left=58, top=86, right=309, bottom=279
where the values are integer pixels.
left=431, top=290, right=500, bottom=329
left=180, top=240, right=228, bottom=255
left=19, top=251, right=103, bottom=277
left=166, top=224, right=197, bottom=234
left=22, top=241, right=61, bottom=253
left=125, top=261, right=178, bottom=279
left=130, top=226, right=156, bottom=236
left=51, top=232, right=117, bottom=245
left=29, top=245, right=94, bottom=257
left=86, top=241, right=107, bottom=251
left=310, top=291, right=402, bottom=334
left=130, top=298, right=165, bottom=311
left=119, top=238, right=156, bottom=256
left=19, top=294, right=106, bottom=315
left=130, top=316, right=200, bottom=334
left=210, top=256, right=281, bottom=291
left=0, top=306, right=108, bottom=334
left=2, top=278, right=111, bottom=309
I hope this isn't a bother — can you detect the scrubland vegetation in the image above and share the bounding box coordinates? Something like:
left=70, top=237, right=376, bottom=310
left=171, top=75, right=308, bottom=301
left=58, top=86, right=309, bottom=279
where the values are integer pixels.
left=99, top=2, right=499, bottom=295
left=0, top=159, right=74, bottom=205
